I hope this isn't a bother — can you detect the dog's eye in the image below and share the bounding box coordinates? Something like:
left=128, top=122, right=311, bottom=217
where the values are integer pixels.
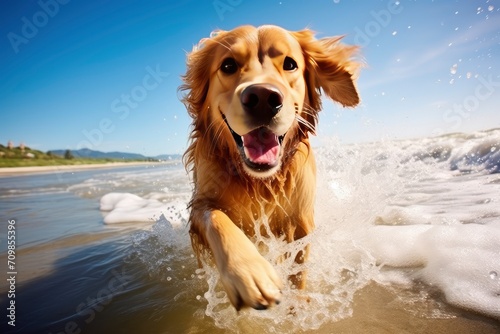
left=220, top=58, right=238, bottom=74
left=283, top=57, right=298, bottom=71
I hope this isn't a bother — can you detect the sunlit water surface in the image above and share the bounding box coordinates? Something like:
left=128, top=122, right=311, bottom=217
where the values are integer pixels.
left=1, top=129, right=500, bottom=333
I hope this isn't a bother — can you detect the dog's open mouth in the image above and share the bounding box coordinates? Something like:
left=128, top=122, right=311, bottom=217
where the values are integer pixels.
left=223, top=116, right=284, bottom=172
left=241, top=127, right=283, bottom=169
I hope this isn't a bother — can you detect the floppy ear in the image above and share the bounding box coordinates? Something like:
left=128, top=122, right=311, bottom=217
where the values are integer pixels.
left=293, top=30, right=361, bottom=109
left=179, top=30, right=227, bottom=118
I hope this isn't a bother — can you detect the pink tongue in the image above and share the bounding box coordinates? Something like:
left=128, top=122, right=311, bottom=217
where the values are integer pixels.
left=242, top=128, right=280, bottom=165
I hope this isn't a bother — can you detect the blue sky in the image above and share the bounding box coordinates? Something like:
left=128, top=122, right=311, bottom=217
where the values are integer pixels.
left=1, top=0, right=499, bottom=156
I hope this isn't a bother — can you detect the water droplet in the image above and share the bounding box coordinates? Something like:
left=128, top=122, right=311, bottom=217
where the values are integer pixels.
left=491, top=147, right=497, bottom=152
left=392, top=31, right=397, bottom=36
left=488, top=5, right=494, bottom=12
left=489, top=271, right=498, bottom=279
left=466, top=72, right=472, bottom=79
left=450, top=64, right=458, bottom=74
left=196, top=295, right=202, bottom=300
left=167, top=276, right=172, bottom=281
left=333, top=0, right=340, bottom=3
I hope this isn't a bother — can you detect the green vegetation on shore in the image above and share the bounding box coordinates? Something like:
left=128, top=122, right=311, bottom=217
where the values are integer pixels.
left=0, top=144, right=154, bottom=168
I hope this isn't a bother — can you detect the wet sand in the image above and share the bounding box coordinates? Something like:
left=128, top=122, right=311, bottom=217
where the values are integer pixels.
left=327, top=282, right=500, bottom=334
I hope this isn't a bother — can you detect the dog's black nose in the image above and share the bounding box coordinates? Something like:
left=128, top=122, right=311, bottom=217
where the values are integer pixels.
left=241, top=84, right=283, bottom=122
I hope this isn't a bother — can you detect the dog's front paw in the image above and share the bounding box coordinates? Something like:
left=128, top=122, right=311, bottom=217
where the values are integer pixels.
left=219, top=241, right=282, bottom=311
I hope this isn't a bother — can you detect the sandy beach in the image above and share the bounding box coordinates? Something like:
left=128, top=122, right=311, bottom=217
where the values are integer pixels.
left=0, top=161, right=158, bottom=177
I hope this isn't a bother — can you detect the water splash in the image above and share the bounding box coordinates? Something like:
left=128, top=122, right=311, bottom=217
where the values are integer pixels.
left=196, top=138, right=406, bottom=331
left=124, top=129, right=500, bottom=329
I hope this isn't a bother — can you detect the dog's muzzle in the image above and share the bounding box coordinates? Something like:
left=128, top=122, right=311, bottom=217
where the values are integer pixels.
left=221, top=83, right=286, bottom=174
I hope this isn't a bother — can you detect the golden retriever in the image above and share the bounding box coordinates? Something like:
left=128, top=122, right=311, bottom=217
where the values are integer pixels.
left=180, top=25, right=360, bottom=311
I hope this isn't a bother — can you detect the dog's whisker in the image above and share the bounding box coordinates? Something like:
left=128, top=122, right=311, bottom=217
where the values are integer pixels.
left=296, top=104, right=319, bottom=136
left=296, top=115, right=316, bottom=134
left=213, top=39, right=232, bottom=52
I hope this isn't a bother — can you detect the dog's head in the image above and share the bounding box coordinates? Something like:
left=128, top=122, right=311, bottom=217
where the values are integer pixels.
left=182, top=25, right=360, bottom=178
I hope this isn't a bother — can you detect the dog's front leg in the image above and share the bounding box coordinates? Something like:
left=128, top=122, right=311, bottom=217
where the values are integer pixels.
left=196, top=209, right=283, bottom=311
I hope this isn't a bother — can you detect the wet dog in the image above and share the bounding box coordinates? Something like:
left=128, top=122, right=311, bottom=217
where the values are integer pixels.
left=180, top=25, right=360, bottom=310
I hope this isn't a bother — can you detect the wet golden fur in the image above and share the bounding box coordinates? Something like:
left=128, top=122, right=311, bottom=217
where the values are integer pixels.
left=180, top=25, right=360, bottom=311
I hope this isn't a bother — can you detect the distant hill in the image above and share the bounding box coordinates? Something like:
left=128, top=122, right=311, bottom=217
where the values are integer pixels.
left=0, top=144, right=181, bottom=168
left=50, top=148, right=181, bottom=161
left=0, top=144, right=48, bottom=159
left=51, top=148, right=146, bottom=160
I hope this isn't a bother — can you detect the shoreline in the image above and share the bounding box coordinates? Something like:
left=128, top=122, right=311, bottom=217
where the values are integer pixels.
left=0, top=161, right=161, bottom=177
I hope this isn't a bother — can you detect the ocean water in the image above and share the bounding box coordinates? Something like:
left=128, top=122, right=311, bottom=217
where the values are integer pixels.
left=1, top=129, right=499, bottom=333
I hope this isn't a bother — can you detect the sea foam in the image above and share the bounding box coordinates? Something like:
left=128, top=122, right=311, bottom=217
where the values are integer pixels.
left=100, top=192, right=188, bottom=225
left=99, top=129, right=500, bottom=327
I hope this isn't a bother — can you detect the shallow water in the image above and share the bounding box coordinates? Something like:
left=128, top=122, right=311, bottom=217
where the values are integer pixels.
left=1, top=130, right=500, bottom=333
